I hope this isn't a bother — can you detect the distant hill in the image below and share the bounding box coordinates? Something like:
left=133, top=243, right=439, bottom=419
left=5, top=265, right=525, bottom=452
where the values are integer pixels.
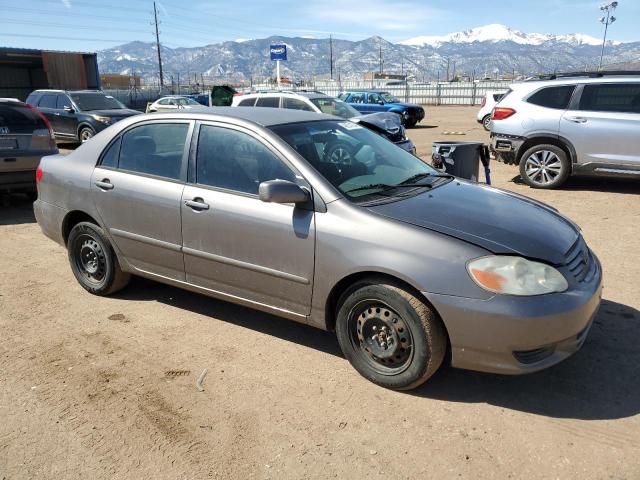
left=96, top=24, right=640, bottom=83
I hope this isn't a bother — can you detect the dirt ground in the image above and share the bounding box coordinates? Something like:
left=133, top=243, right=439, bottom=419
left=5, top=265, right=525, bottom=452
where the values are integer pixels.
left=1, top=106, right=639, bottom=479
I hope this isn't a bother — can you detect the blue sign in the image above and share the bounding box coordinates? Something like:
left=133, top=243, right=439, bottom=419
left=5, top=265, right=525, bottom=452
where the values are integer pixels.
left=270, top=44, right=287, bottom=61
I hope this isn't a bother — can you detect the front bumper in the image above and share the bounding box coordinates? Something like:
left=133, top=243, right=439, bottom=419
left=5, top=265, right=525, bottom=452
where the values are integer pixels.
left=423, top=254, right=603, bottom=375
left=395, top=138, right=416, bottom=155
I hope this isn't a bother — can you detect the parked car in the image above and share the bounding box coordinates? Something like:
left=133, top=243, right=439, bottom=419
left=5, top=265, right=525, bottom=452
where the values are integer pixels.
left=338, top=90, right=425, bottom=128
left=26, top=90, right=141, bottom=143
left=0, top=98, right=58, bottom=197
left=34, top=108, right=602, bottom=390
left=476, top=90, right=507, bottom=131
left=232, top=91, right=416, bottom=154
left=147, top=96, right=203, bottom=113
left=491, top=72, right=640, bottom=188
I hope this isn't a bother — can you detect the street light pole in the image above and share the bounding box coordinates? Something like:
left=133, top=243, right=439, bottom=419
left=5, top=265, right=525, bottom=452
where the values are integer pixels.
left=598, top=1, right=618, bottom=71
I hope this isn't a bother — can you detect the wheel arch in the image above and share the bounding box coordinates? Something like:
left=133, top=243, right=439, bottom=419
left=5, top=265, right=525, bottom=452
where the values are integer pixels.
left=61, top=210, right=100, bottom=246
left=516, top=135, right=577, bottom=170
left=76, top=122, right=96, bottom=140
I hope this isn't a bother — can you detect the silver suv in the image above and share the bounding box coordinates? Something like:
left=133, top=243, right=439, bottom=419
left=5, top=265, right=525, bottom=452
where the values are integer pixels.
left=491, top=73, right=640, bottom=188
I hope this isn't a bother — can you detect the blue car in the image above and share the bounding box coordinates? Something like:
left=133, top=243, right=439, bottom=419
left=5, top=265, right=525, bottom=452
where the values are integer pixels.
left=338, top=91, right=425, bottom=128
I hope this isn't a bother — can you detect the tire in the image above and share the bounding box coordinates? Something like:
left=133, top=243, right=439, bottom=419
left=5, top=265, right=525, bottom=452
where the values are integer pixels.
left=324, top=141, right=355, bottom=164
left=519, top=144, right=570, bottom=189
left=78, top=126, right=95, bottom=143
left=482, top=114, right=492, bottom=131
left=404, top=119, right=417, bottom=128
left=67, top=221, right=130, bottom=295
left=335, top=279, right=446, bottom=390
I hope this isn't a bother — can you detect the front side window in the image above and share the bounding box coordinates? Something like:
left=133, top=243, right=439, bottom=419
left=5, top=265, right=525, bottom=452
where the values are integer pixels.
left=527, top=85, right=575, bottom=110
left=118, top=123, right=189, bottom=180
left=196, top=125, right=296, bottom=195
left=282, top=97, right=315, bottom=112
left=367, top=93, right=383, bottom=104
left=38, top=95, right=57, bottom=109
left=380, top=92, right=399, bottom=103
left=578, top=83, right=640, bottom=113
left=270, top=120, right=439, bottom=201
left=310, top=98, right=359, bottom=119
left=256, top=96, right=280, bottom=108
left=56, top=94, right=72, bottom=109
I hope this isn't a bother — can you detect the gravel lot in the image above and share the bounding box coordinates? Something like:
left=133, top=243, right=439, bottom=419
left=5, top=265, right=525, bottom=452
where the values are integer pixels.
left=1, top=106, right=639, bottom=479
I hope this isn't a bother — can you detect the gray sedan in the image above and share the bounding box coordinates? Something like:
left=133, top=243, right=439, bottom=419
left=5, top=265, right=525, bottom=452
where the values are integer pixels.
left=34, top=108, right=602, bottom=390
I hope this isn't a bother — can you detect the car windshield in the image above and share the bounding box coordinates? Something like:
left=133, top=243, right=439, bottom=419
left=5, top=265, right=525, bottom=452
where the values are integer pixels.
left=70, top=93, right=126, bottom=111
left=380, top=92, right=400, bottom=103
left=310, top=98, right=360, bottom=119
left=270, top=120, right=440, bottom=200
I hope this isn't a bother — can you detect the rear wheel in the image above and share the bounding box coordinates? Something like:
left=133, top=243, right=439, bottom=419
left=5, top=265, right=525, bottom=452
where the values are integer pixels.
left=67, top=221, right=130, bottom=295
left=519, top=144, right=570, bottom=189
left=335, top=279, right=446, bottom=390
left=482, top=114, right=492, bottom=131
left=78, top=126, right=95, bottom=143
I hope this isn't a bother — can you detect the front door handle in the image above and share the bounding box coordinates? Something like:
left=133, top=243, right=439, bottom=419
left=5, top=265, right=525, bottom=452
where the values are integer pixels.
left=184, top=198, right=210, bottom=211
left=565, top=116, right=587, bottom=124
left=95, top=179, right=114, bottom=190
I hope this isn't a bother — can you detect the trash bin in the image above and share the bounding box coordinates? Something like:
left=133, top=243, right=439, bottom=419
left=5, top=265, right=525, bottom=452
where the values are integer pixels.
left=431, top=141, right=491, bottom=184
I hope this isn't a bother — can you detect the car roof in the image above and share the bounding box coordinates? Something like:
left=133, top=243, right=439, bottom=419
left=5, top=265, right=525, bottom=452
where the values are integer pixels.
left=32, top=89, right=103, bottom=94
left=240, top=91, right=329, bottom=100
left=159, top=106, right=338, bottom=126
left=342, top=90, right=390, bottom=94
left=511, top=75, right=640, bottom=91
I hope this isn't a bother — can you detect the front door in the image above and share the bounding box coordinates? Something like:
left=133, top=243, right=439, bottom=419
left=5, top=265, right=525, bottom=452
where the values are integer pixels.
left=560, top=82, right=640, bottom=167
left=55, top=94, right=77, bottom=136
left=364, top=92, right=387, bottom=113
left=91, top=121, right=192, bottom=280
left=181, top=122, right=315, bottom=316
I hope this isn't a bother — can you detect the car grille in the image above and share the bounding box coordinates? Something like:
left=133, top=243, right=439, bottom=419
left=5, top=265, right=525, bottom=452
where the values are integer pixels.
left=563, top=237, right=596, bottom=282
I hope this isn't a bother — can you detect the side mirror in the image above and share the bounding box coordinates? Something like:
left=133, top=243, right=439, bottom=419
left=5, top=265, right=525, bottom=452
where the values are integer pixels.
left=259, top=179, right=309, bottom=204
left=63, top=105, right=74, bottom=113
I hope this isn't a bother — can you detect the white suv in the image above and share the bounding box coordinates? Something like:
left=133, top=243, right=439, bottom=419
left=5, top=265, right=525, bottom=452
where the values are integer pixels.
left=491, top=73, right=640, bottom=188
left=476, top=90, right=507, bottom=131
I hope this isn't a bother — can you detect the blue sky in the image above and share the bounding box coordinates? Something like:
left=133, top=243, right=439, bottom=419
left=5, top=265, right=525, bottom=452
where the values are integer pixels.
left=0, top=0, right=638, bottom=51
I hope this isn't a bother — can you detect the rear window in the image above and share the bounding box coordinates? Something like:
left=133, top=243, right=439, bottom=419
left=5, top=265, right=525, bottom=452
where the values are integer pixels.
left=578, top=83, right=640, bottom=113
left=0, top=103, right=46, bottom=130
left=492, top=93, right=505, bottom=102
left=256, top=97, right=280, bottom=108
left=237, top=98, right=256, bottom=107
left=527, top=85, right=575, bottom=109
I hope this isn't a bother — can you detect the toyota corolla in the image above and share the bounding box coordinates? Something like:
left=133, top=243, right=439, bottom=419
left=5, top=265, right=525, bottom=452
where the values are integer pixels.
left=33, top=108, right=602, bottom=390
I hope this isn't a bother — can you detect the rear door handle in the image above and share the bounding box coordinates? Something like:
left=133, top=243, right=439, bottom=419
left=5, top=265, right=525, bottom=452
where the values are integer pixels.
left=565, top=116, right=587, bottom=124
left=95, top=179, right=114, bottom=190
left=184, top=198, right=210, bottom=211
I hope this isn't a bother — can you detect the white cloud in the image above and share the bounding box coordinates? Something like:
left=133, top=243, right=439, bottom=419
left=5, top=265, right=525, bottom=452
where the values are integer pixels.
left=61, top=0, right=72, bottom=7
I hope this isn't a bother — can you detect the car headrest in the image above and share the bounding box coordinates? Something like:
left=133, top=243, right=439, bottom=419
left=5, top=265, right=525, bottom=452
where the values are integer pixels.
left=130, top=135, right=156, bottom=155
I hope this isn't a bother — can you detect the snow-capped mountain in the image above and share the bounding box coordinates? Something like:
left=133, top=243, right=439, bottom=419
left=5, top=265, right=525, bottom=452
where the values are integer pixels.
left=400, top=24, right=610, bottom=47
left=97, top=25, right=638, bottom=83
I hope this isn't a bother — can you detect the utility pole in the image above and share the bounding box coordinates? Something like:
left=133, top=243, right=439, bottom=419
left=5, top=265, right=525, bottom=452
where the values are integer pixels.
left=446, top=58, right=450, bottom=82
left=329, top=35, right=334, bottom=80
left=153, top=1, right=164, bottom=89
left=598, top=1, right=618, bottom=70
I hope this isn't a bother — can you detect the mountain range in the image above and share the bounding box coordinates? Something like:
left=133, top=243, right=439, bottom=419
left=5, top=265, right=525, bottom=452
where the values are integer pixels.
left=97, top=24, right=640, bottom=83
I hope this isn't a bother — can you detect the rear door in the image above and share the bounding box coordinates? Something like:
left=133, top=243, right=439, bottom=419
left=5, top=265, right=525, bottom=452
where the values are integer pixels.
left=180, top=122, right=315, bottom=316
left=91, top=120, right=193, bottom=280
left=560, top=82, right=640, bottom=167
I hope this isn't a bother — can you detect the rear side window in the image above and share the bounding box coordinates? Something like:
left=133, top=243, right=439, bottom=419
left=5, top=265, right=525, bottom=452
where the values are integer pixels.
left=195, top=125, right=296, bottom=195
left=367, top=93, right=382, bottom=104
left=100, top=137, right=121, bottom=168
left=38, top=95, right=57, bottom=109
left=527, top=86, right=575, bottom=109
left=0, top=103, right=46, bottom=130
left=237, top=98, right=256, bottom=106
left=493, top=93, right=505, bottom=102
left=256, top=97, right=280, bottom=108
left=350, top=93, right=365, bottom=103
left=282, top=97, right=314, bottom=111
left=118, top=123, right=189, bottom=180
left=579, top=84, right=640, bottom=113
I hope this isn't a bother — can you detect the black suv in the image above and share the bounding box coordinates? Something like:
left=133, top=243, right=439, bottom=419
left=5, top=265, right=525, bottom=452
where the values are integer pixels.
left=26, top=90, right=141, bottom=143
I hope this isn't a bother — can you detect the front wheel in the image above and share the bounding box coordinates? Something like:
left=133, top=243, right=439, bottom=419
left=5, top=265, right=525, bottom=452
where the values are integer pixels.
left=335, top=280, right=446, bottom=390
left=67, top=221, right=130, bottom=295
left=404, top=118, right=417, bottom=128
left=519, top=144, right=570, bottom=189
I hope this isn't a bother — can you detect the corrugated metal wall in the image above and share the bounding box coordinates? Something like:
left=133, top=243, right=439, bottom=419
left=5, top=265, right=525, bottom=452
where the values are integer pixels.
left=42, top=52, right=88, bottom=90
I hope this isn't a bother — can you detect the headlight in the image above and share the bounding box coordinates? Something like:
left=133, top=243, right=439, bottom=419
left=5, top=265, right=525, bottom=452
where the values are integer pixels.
left=92, top=115, right=112, bottom=124
left=467, top=256, right=568, bottom=296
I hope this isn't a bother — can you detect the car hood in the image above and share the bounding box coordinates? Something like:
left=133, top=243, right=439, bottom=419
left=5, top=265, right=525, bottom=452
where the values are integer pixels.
left=367, top=180, right=579, bottom=265
left=352, top=112, right=403, bottom=135
left=86, top=109, right=141, bottom=117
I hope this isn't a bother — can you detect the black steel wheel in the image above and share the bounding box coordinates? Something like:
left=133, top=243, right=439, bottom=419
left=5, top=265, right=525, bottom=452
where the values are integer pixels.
left=67, top=221, right=130, bottom=295
left=336, top=279, right=446, bottom=390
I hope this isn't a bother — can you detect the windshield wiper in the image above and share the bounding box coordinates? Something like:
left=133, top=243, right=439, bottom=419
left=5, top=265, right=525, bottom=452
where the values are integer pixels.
left=399, top=172, right=454, bottom=184
left=344, top=183, right=396, bottom=194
